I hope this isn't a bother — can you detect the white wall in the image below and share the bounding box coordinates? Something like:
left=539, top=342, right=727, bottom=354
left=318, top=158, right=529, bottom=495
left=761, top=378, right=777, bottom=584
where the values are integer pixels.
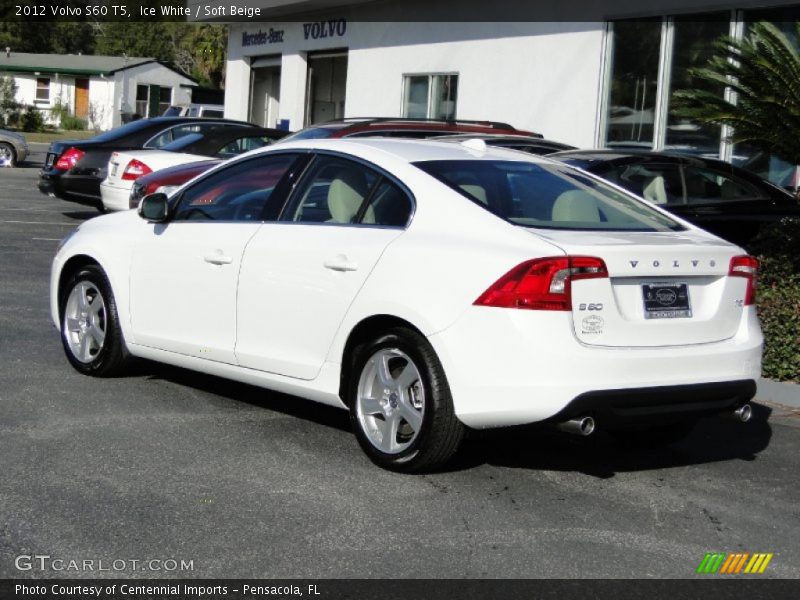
left=3, top=62, right=195, bottom=131
left=225, top=21, right=605, bottom=147
left=112, top=62, right=195, bottom=128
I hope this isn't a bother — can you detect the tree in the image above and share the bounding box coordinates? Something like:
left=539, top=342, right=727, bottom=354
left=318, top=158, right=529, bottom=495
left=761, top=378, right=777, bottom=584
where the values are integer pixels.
left=94, top=22, right=175, bottom=63
left=672, top=21, right=800, bottom=166
left=0, top=75, right=19, bottom=126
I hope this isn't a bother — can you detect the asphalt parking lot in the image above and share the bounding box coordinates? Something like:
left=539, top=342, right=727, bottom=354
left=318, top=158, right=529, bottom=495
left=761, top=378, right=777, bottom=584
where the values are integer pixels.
left=1, top=150, right=799, bottom=579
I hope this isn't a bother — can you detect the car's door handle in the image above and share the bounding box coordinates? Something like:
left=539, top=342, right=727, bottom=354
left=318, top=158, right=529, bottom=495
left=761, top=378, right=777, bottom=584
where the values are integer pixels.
left=323, top=255, right=358, bottom=272
left=204, top=253, right=233, bottom=265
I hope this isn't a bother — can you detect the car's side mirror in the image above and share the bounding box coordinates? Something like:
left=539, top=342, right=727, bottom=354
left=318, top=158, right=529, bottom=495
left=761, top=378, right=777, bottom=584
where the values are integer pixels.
left=138, top=193, right=169, bottom=222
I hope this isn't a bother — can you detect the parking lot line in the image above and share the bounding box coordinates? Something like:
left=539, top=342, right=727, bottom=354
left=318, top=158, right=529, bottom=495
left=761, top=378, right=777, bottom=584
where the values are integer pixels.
left=0, top=220, right=75, bottom=226
left=0, top=207, right=62, bottom=212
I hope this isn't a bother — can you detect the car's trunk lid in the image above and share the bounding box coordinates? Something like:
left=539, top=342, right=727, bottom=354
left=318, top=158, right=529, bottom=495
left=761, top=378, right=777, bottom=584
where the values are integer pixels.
left=526, top=229, right=748, bottom=347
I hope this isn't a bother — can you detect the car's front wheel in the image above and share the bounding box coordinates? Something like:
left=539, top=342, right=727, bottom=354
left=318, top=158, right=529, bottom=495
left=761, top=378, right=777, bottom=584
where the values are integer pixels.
left=348, top=327, right=464, bottom=473
left=0, top=142, right=16, bottom=167
left=60, top=265, right=129, bottom=377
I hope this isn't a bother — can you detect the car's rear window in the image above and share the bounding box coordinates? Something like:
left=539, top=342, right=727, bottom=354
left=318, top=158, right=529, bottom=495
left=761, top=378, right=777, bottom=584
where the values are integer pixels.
left=415, top=160, right=685, bottom=232
left=282, top=124, right=350, bottom=141
left=91, top=119, right=156, bottom=142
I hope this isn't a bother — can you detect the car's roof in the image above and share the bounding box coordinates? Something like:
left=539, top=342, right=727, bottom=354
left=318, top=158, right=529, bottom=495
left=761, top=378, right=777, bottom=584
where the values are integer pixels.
left=550, top=148, right=751, bottom=171
left=270, top=137, right=552, bottom=164
left=432, top=133, right=558, bottom=143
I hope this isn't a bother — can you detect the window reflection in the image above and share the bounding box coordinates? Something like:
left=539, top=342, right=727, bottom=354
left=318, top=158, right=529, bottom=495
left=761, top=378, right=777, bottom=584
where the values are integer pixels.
left=665, top=16, right=729, bottom=157
left=605, top=19, right=661, bottom=148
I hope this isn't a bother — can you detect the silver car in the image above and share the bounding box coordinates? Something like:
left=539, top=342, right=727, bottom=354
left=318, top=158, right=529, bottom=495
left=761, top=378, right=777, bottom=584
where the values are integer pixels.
left=0, top=129, right=29, bottom=166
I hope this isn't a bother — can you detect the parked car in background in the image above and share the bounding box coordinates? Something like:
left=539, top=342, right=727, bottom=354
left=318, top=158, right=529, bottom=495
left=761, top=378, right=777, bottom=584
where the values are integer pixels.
left=549, top=149, right=800, bottom=244
left=432, top=133, right=576, bottom=155
left=162, top=104, right=226, bottom=119
left=39, top=117, right=256, bottom=210
left=0, top=129, right=29, bottom=167
left=101, top=126, right=287, bottom=211
left=282, top=117, right=541, bottom=141
left=128, top=159, right=222, bottom=210
left=52, top=138, right=761, bottom=472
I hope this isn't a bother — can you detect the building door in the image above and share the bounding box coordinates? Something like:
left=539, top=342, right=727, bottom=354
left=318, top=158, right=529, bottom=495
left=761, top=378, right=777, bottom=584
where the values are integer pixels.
left=249, top=59, right=281, bottom=128
left=148, top=84, right=161, bottom=117
left=74, top=79, right=89, bottom=119
left=304, top=50, right=348, bottom=126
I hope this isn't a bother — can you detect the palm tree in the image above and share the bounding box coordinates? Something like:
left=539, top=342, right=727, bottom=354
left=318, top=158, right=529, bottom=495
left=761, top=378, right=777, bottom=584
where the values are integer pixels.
left=672, top=21, right=800, bottom=166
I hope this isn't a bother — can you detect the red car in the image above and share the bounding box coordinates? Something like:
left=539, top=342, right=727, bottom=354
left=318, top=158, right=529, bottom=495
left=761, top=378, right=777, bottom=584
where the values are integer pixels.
left=128, top=159, right=221, bottom=210
left=282, top=117, right=540, bottom=141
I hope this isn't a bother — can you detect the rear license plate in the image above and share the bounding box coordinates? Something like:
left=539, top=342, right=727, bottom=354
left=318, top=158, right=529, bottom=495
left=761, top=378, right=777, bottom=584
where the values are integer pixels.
left=111, top=163, right=118, bottom=177
left=642, top=283, right=692, bottom=319
left=45, top=153, right=55, bottom=168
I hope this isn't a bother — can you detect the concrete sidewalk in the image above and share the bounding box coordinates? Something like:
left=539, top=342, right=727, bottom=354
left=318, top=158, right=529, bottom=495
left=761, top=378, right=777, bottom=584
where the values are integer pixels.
left=757, top=377, right=800, bottom=409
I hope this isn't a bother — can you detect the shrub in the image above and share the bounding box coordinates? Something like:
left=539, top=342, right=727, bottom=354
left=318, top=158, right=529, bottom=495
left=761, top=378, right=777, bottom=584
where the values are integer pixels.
left=745, top=221, right=800, bottom=382
left=60, top=114, right=87, bottom=131
left=20, top=106, right=45, bottom=132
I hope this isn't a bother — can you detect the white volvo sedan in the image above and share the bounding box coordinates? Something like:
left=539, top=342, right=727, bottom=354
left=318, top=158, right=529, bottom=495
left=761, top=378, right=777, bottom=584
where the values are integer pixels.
left=50, top=138, right=762, bottom=472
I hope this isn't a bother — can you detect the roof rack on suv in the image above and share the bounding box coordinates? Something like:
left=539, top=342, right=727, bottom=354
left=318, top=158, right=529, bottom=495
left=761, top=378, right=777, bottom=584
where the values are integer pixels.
left=323, top=117, right=517, bottom=129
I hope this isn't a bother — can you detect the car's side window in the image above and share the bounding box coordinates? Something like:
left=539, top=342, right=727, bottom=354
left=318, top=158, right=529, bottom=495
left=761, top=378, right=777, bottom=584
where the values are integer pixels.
left=682, top=166, right=762, bottom=204
left=283, top=156, right=379, bottom=224
left=146, top=124, right=202, bottom=148
left=607, top=162, right=684, bottom=206
left=172, top=154, right=298, bottom=222
left=361, top=179, right=413, bottom=227
left=216, top=135, right=273, bottom=159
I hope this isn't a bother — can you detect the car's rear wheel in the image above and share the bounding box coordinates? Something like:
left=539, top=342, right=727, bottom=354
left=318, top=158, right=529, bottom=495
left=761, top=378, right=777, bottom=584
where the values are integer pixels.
left=60, top=265, right=129, bottom=377
left=0, top=142, right=16, bottom=166
left=349, top=327, right=464, bottom=473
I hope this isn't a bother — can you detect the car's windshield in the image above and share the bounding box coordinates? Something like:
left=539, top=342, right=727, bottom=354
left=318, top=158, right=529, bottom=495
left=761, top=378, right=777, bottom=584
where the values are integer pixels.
left=415, top=159, right=685, bottom=232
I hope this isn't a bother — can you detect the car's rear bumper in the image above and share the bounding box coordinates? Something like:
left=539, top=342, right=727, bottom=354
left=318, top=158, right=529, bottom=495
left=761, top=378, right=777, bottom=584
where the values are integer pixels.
left=39, top=168, right=102, bottom=204
left=100, top=181, right=134, bottom=212
left=428, top=306, right=763, bottom=429
left=547, top=379, right=756, bottom=427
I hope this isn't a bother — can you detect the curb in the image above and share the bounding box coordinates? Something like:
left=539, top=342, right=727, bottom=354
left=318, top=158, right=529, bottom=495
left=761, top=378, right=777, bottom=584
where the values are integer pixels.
left=756, top=378, right=800, bottom=409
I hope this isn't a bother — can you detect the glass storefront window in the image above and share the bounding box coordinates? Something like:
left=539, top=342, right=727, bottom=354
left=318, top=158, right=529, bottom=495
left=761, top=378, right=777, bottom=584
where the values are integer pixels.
left=403, top=75, right=429, bottom=119
left=402, top=74, right=458, bottom=120
left=605, top=19, right=662, bottom=148
left=734, top=7, right=800, bottom=188
left=664, top=15, right=729, bottom=157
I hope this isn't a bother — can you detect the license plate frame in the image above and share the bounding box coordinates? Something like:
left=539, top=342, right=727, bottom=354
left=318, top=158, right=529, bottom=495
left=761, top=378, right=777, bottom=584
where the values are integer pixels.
left=642, top=282, right=692, bottom=319
left=45, top=153, right=55, bottom=168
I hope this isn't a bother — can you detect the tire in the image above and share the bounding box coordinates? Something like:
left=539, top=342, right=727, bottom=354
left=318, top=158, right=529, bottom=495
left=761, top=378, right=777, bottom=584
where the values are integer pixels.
left=0, top=142, right=16, bottom=167
left=348, top=327, right=465, bottom=473
left=609, top=421, right=696, bottom=448
left=59, top=264, right=130, bottom=377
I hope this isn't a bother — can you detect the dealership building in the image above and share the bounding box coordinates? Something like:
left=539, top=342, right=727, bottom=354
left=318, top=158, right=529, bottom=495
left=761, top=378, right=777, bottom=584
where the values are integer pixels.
left=200, top=0, right=800, bottom=183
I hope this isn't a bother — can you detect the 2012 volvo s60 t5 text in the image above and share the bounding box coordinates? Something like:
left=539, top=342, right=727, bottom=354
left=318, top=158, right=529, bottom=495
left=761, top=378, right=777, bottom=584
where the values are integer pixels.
left=51, top=138, right=762, bottom=472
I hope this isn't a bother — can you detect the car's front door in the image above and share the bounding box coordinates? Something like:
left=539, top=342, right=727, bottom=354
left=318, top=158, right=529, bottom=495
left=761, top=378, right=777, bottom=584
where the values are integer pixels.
left=128, top=153, right=300, bottom=363
left=235, top=154, right=414, bottom=379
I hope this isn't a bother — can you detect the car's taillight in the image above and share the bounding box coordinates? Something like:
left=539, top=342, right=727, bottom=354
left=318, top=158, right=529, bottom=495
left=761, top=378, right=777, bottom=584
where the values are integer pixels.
left=474, top=256, right=608, bottom=311
left=729, top=255, right=758, bottom=305
left=54, top=147, right=85, bottom=170
left=121, top=159, right=152, bottom=181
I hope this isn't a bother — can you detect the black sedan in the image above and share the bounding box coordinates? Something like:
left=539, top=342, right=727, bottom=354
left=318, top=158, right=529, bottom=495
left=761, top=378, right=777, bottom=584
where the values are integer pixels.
left=142, top=125, right=288, bottom=159
left=433, top=133, right=576, bottom=155
left=549, top=149, right=800, bottom=244
left=38, top=117, right=256, bottom=207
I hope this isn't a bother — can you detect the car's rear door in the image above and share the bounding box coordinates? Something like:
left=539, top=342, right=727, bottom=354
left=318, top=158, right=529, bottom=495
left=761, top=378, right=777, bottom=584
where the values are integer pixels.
left=235, top=154, right=414, bottom=379
left=128, top=153, right=301, bottom=363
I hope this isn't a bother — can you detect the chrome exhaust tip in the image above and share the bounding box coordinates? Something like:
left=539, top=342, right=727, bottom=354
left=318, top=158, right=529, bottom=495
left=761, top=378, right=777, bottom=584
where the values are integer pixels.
left=730, top=404, right=753, bottom=423
left=557, top=416, right=596, bottom=436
